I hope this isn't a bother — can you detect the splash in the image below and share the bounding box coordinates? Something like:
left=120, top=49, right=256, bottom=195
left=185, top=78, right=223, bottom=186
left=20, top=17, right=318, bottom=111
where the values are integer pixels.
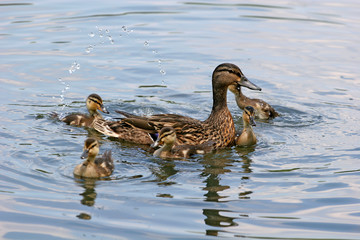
left=68, top=61, right=80, bottom=74
left=58, top=78, right=70, bottom=111
left=85, top=25, right=167, bottom=83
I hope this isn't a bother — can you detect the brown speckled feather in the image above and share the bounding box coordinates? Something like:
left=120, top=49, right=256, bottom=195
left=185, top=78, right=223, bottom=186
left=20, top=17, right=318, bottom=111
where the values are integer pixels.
left=94, top=63, right=261, bottom=149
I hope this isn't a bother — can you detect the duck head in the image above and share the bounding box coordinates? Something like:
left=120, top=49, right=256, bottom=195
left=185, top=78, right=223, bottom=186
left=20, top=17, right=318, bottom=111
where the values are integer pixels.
left=213, top=63, right=262, bottom=91
left=151, top=127, right=177, bottom=148
left=243, top=106, right=256, bottom=127
left=81, top=138, right=100, bottom=160
left=86, top=93, right=109, bottom=115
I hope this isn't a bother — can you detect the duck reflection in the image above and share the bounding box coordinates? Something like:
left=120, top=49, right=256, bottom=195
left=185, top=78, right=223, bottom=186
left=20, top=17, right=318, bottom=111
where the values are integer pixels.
left=73, top=178, right=98, bottom=220
left=74, top=178, right=97, bottom=206
left=235, top=146, right=255, bottom=175
left=150, top=159, right=178, bottom=185
left=203, top=209, right=238, bottom=228
left=201, top=148, right=255, bottom=235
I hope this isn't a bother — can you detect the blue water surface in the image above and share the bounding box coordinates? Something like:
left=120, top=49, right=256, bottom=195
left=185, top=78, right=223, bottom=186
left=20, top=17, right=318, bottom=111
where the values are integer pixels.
left=1, top=0, right=360, bottom=239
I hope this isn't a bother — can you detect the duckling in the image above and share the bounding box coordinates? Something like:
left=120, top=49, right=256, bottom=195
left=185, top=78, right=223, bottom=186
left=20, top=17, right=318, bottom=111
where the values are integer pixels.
left=93, top=63, right=262, bottom=149
left=152, top=127, right=214, bottom=159
left=229, top=84, right=278, bottom=120
left=236, top=106, right=257, bottom=146
left=73, top=138, right=114, bottom=178
left=60, top=93, right=109, bottom=127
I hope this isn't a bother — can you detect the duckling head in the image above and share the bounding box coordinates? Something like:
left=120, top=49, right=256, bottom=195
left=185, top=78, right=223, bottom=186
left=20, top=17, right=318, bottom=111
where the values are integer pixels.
left=213, top=63, right=262, bottom=91
left=243, top=106, right=256, bottom=127
left=86, top=93, right=109, bottom=115
left=81, top=138, right=100, bottom=160
left=151, top=127, right=177, bottom=148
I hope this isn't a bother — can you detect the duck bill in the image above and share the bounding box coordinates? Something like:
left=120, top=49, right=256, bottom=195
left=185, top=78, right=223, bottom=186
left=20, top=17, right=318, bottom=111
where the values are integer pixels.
left=99, top=104, right=109, bottom=114
left=81, top=149, right=89, bottom=159
left=249, top=116, right=256, bottom=126
left=239, top=76, right=262, bottom=91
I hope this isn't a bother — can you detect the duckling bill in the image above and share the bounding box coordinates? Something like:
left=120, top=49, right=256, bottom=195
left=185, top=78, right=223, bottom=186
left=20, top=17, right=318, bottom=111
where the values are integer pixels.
left=59, top=93, right=109, bottom=127
left=236, top=106, right=257, bottom=146
left=74, top=138, right=114, bottom=178
left=152, top=127, right=214, bottom=159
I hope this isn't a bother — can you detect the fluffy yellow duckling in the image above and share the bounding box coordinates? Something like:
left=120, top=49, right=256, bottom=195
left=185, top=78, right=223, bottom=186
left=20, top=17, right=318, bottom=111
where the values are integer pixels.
left=236, top=106, right=257, bottom=146
left=73, top=138, right=114, bottom=178
left=229, top=85, right=278, bottom=120
left=61, top=93, right=109, bottom=127
left=152, top=127, right=214, bottom=159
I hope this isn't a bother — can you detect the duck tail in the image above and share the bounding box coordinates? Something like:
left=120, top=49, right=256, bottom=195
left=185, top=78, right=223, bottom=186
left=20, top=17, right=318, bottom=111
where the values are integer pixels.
left=93, top=119, right=120, bottom=138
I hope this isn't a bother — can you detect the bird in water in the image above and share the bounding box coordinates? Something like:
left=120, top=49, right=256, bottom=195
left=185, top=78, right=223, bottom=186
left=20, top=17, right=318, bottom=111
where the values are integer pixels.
left=73, top=138, right=114, bottom=178
left=93, top=63, right=261, bottom=149
left=228, top=84, right=278, bottom=120
left=236, top=106, right=257, bottom=146
left=151, top=126, right=214, bottom=159
left=53, top=93, right=109, bottom=127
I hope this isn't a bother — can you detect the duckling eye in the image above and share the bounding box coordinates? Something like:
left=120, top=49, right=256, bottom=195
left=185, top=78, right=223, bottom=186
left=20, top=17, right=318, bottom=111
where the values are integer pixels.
left=88, top=143, right=97, bottom=150
left=89, top=98, right=102, bottom=106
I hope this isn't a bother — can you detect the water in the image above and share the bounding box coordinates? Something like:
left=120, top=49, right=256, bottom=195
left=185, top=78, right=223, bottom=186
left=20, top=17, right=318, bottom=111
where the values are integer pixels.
left=1, top=0, right=360, bottom=239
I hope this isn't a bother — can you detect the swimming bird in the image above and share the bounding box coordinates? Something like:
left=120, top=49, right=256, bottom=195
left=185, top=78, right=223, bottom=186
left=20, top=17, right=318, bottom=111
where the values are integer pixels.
left=228, top=84, right=278, bottom=120
left=236, top=106, right=257, bottom=146
left=93, top=63, right=261, bottom=149
left=73, top=138, right=114, bottom=178
left=57, top=93, right=109, bottom=127
left=152, top=127, right=214, bottom=158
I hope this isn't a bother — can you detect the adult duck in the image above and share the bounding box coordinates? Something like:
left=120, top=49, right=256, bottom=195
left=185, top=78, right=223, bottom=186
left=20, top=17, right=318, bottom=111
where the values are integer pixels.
left=94, top=63, right=261, bottom=149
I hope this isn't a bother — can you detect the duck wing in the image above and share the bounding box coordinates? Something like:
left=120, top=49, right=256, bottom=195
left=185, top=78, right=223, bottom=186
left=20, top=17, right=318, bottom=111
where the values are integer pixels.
left=94, top=150, right=114, bottom=176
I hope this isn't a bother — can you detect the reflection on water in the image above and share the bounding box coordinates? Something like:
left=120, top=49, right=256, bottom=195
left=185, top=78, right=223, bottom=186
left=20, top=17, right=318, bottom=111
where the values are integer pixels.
left=1, top=0, right=360, bottom=239
left=75, top=178, right=97, bottom=207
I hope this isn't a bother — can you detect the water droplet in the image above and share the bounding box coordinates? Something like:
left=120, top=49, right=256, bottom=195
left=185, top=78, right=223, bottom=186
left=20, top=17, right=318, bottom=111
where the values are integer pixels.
left=57, top=78, right=70, bottom=110
left=85, top=45, right=93, bottom=54
left=69, top=61, right=80, bottom=74
left=105, top=29, right=110, bottom=33
left=122, top=26, right=127, bottom=32
left=144, top=41, right=149, bottom=46
left=88, top=32, right=95, bottom=38
left=160, top=69, right=166, bottom=75
left=152, top=50, right=158, bottom=54
left=99, top=33, right=104, bottom=38
left=110, top=39, right=114, bottom=44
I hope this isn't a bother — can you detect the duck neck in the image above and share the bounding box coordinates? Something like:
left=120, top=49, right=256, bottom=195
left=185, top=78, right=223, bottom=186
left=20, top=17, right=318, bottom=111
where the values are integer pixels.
left=243, top=119, right=253, bottom=130
left=86, top=155, right=96, bottom=164
left=208, top=85, right=229, bottom=121
left=154, top=144, right=173, bottom=157
left=89, top=109, right=102, bottom=118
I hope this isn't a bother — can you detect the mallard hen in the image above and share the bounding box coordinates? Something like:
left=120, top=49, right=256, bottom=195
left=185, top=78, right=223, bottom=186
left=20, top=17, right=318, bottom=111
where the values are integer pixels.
left=94, top=63, right=261, bottom=149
